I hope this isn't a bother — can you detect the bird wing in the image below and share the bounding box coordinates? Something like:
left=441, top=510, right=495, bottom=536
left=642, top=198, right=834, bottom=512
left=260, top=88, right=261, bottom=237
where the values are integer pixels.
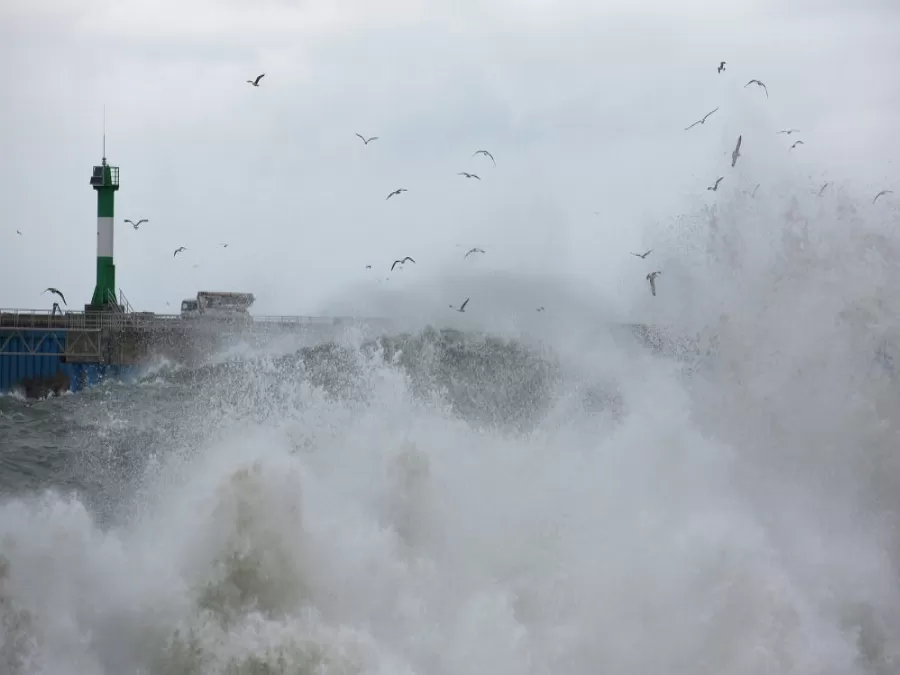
left=391, top=260, right=401, bottom=270
left=703, top=107, right=719, bottom=120
left=685, top=120, right=700, bottom=130
left=255, top=74, right=265, bottom=84
left=138, top=219, right=148, bottom=225
left=369, top=136, right=379, bottom=142
left=124, top=219, right=133, bottom=225
left=404, top=256, right=415, bottom=263
left=460, top=298, right=470, bottom=310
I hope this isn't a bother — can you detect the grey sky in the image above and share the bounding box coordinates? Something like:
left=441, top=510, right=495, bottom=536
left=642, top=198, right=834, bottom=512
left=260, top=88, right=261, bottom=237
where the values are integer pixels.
left=2, top=0, right=899, bottom=317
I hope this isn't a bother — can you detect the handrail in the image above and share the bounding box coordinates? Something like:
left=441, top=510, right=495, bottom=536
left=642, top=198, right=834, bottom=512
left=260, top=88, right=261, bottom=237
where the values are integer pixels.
left=0, top=309, right=387, bottom=331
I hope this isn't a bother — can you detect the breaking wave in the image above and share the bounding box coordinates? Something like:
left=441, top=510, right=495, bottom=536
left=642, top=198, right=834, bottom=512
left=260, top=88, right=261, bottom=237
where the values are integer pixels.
left=2, top=183, right=900, bottom=674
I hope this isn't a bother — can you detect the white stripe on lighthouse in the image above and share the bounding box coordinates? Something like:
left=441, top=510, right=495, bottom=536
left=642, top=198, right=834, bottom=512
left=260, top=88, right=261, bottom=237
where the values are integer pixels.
left=97, top=217, right=114, bottom=258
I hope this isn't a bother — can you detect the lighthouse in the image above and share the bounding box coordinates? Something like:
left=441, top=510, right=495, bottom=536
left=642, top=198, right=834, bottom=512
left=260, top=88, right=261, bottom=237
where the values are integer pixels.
left=88, top=152, right=120, bottom=310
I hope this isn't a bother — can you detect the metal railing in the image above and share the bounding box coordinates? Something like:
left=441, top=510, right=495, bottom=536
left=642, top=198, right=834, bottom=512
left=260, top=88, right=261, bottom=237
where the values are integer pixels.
left=0, top=309, right=382, bottom=331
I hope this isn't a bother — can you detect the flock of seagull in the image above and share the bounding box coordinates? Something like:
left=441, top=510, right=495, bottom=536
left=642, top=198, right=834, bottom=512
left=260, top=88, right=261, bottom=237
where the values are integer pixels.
left=20, top=65, right=896, bottom=310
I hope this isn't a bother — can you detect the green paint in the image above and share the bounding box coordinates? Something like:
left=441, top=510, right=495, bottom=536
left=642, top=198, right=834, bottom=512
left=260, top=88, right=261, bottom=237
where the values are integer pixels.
left=97, top=188, right=115, bottom=218
left=90, top=256, right=116, bottom=307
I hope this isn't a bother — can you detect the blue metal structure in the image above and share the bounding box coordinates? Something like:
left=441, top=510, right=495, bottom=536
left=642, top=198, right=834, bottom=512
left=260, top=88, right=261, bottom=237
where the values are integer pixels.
left=0, top=331, right=135, bottom=394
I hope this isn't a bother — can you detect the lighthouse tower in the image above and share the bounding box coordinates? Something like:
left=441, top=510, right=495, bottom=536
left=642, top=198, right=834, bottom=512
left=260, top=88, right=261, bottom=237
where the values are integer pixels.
left=87, top=151, right=120, bottom=310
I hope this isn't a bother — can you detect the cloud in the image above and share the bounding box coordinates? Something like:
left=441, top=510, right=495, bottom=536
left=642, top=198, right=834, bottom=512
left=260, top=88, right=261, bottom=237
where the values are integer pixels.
left=1, top=0, right=898, bottom=316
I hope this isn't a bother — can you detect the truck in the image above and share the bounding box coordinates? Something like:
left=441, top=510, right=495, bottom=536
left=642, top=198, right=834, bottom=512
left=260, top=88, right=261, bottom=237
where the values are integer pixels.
left=180, top=291, right=255, bottom=321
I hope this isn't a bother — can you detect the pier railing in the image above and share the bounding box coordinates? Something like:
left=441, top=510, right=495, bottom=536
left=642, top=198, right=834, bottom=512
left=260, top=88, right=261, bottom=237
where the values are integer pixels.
left=0, top=309, right=380, bottom=331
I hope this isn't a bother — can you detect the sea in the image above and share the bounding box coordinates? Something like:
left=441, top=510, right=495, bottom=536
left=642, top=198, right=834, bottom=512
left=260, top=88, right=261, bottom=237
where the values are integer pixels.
left=3, top=186, right=900, bottom=675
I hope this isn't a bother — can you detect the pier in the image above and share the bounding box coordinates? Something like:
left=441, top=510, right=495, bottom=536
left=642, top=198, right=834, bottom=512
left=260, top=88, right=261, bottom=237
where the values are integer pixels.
left=0, top=305, right=392, bottom=397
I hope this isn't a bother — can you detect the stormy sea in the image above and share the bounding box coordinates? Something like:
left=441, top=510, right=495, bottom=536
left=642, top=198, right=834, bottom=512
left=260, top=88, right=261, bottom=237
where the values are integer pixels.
left=3, top=187, right=900, bottom=675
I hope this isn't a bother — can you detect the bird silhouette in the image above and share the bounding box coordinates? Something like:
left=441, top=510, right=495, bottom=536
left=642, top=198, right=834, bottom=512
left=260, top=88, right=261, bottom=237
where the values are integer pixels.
left=356, top=133, right=379, bottom=145
left=536, top=306, right=545, bottom=312
left=124, top=219, right=148, bottom=230
left=731, top=136, right=742, bottom=167
left=646, top=271, right=661, bottom=297
left=247, top=73, right=265, bottom=86
left=718, top=61, right=726, bottom=73
left=685, top=107, right=719, bottom=130
left=777, top=129, right=800, bottom=135
left=386, top=188, right=407, bottom=200
left=708, top=177, right=724, bottom=191
left=874, top=190, right=893, bottom=203
left=464, top=247, right=485, bottom=258
left=473, top=150, right=496, bottom=166
left=458, top=172, right=481, bottom=180
left=43, top=287, right=67, bottom=305
left=631, top=249, right=652, bottom=259
left=174, top=247, right=186, bottom=257
left=790, top=140, right=804, bottom=150
left=818, top=183, right=829, bottom=196
left=744, top=79, right=768, bottom=97
left=391, top=256, right=415, bottom=271
left=450, top=297, right=470, bottom=313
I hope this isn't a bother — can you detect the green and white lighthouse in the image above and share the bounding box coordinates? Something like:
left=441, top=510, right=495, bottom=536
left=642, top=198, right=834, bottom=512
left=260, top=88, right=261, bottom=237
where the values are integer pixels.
left=88, top=152, right=119, bottom=309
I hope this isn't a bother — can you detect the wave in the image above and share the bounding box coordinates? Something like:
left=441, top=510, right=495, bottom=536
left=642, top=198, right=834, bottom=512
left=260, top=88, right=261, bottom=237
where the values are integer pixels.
left=2, top=183, right=900, bottom=674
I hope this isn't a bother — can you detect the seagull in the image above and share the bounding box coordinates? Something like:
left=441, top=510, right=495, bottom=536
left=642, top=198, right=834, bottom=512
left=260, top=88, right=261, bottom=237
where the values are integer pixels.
left=391, top=256, right=415, bottom=271
left=458, top=172, right=481, bottom=180
left=789, top=140, right=804, bottom=151
left=818, top=182, right=829, bottom=196
left=708, top=177, right=724, bottom=191
left=536, top=306, right=545, bottom=312
left=174, top=247, right=186, bottom=256
left=744, top=79, right=768, bottom=97
left=365, top=265, right=372, bottom=269
left=646, top=271, right=661, bottom=297
left=43, top=287, right=67, bottom=305
left=355, top=133, right=379, bottom=145
left=124, top=219, right=148, bottom=230
left=386, top=188, right=407, bottom=200
left=873, top=190, right=893, bottom=203
left=631, top=249, right=652, bottom=259
left=778, top=129, right=800, bottom=135
left=685, top=107, right=719, bottom=130
left=219, top=243, right=228, bottom=248
left=473, top=150, right=496, bottom=166
left=731, top=135, right=742, bottom=167
left=450, top=297, right=470, bottom=313
left=464, top=247, right=485, bottom=258
left=247, top=73, right=265, bottom=87
left=16, top=230, right=22, bottom=235
left=718, top=61, right=726, bottom=73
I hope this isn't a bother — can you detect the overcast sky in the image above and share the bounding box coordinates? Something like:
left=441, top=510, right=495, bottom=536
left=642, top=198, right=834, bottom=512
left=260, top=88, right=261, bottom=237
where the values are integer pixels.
left=2, top=0, right=899, bottom=318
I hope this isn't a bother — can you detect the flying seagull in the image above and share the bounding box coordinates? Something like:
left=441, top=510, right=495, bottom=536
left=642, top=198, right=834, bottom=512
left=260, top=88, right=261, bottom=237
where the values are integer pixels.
left=778, top=129, right=800, bottom=135
left=391, top=256, right=415, bottom=271
left=744, top=79, right=768, bottom=97
left=450, top=297, right=470, bottom=313
left=631, top=249, right=652, bottom=259
left=873, top=190, right=893, bottom=203
left=473, top=150, right=496, bottom=166
left=685, top=107, right=719, bottom=131
left=818, top=182, right=829, bottom=196
left=247, top=73, right=265, bottom=87
left=718, top=61, right=726, bottom=73
left=365, top=265, right=372, bottom=269
left=124, top=219, right=148, bottom=230
left=356, top=133, right=379, bottom=145
left=646, top=271, right=661, bottom=297
left=458, top=172, right=481, bottom=180
left=16, top=230, right=22, bottom=235
left=386, top=188, right=407, bottom=200
left=464, top=247, right=485, bottom=258
left=174, top=247, right=186, bottom=256
left=219, top=243, right=228, bottom=248
left=731, top=135, right=742, bottom=167
left=536, top=306, right=545, bottom=312
left=789, top=140, right=804, bottom=151
left=708, top=177, right=724, bottom=191
left=43, top=287, right=67, bottom=305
